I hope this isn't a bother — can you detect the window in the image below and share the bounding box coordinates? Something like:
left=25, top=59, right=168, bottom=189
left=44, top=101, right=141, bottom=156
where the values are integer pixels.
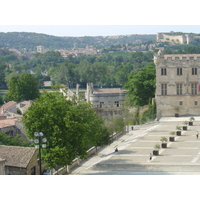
left=192, top=68, right=197, bottom=75
left=31, top=166, right=36, bottom=175
left=114, top=101, right=119, bottom=107
left=161, top=84, right=167, bottom=95
left=177, top=68, right=182, bottom=75
left=161, top=68, right=167, bottom=75
left=100, top=102, right=104, bottom=108
left=176, top=83, right=182, bottom=95
left=191, top=83, right=197, bottom=95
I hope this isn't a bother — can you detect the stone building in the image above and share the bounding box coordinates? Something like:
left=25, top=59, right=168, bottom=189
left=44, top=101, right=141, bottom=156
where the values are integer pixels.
left=0, top=101, right=17, bottom=115
left=157, top=32, right=194, bottom=44
left=85, top=83, right=126, bottom=118
left=0, top=145, right=39, bottom=175
left=154, top=51, right=200, bottom=118
left=37, top=46, right=45, bottom=53
left=0, top=158, right=5, bottom=175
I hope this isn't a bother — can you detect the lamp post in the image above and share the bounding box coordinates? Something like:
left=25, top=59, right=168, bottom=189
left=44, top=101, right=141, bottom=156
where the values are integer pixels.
left=34, top=132, right=47, bottom=175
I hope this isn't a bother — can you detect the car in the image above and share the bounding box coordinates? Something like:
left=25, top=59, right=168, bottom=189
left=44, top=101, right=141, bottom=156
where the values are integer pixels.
left=42, top=169, right=51, bottom=175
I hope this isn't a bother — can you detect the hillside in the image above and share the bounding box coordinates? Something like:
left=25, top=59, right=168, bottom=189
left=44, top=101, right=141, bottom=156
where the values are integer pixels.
left=0, top=32, right=156, bottom=51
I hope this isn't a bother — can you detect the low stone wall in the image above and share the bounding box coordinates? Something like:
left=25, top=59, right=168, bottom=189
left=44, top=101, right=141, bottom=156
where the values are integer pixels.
left=53, top=131, right=125, bottom=175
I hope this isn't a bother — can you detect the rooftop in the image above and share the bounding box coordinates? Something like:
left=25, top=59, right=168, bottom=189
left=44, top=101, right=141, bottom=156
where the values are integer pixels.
left=93, top=88, right=125, bottom=94
left=0, top=118, right=17, bottom=128
left=0, top=145, right=36, bottom=168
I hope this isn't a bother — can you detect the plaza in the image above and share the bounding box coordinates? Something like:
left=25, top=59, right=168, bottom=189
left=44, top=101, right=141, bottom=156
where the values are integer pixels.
left=71, top=116, right=200, bottom=175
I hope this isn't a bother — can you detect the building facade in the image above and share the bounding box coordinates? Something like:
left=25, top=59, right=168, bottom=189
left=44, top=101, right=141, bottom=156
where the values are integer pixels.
left=85, top=83, right=126, bottom=108
left=0, top=145, right=39, bottom=175
left=157, top=32, right=194, bottom=44
left=85, top=83, right=126, bottom=118
left=154, top=52, right=200, bottom=118
left=0, top=158, right=5, bottom=175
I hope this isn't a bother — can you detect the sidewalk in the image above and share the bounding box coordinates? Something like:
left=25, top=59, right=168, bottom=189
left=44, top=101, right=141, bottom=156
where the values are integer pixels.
left=70, top=117, right=200, bottom=175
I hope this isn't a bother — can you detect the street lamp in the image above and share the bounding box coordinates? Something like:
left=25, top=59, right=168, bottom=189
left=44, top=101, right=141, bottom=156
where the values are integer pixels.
left=34, top=132, right=47, bottom=175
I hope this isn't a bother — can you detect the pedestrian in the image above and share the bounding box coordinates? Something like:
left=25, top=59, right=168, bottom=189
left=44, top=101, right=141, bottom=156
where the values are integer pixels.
left=196, top=131, right=199, bottom=139
left=150, top=153, right=152, bottom=161
left=115, top=147, right=118, bottom=152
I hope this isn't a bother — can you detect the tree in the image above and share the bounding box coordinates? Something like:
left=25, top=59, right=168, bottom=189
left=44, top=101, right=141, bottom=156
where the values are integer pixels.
left=124, top=62, right=156, bottom=106
left=0, top=132, right=31, bottom=146
left=0, top=59, right=7, bottom=87
left=5, top=73, right=40, bottom=102
left=0, top=95, right=4, bottom=105
left=22, top=92, right=108, bottom=168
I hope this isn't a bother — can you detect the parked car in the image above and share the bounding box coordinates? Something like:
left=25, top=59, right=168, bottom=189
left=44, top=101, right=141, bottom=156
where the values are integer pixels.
left=42, top=169, right=51, bottom=175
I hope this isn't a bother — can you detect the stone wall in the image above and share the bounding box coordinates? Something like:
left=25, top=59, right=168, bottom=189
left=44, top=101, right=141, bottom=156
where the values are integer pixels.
left=26, top=151, right=39, bottom=175
left=157, top=33, right=194, bottom=44
left=0, top=158, right=5, bottom=175
left=154, top=53, right=200, bottom=118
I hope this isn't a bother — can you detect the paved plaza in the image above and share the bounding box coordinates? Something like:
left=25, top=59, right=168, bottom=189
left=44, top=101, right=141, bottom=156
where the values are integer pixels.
left=70, top=116, right=200, bottom=175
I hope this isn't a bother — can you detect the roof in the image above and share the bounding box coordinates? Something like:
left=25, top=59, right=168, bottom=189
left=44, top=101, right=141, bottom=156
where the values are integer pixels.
left=43, top=81, right=51, bottom=87
left=93, top=88, right=124, bottom=94
left=0, top=101, right=17, bottom=111
left=0, top=118, right=17, bottom=128
left=0, top=145, right=36, bottom=168
left=0, top=101, right=17, bottom=116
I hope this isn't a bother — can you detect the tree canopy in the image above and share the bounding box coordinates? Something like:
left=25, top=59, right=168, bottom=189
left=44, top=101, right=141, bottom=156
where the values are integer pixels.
left=124, top=62, right=156, bottom=106
left=22, top=92, right=110, bottom=168
left=5, top=72, right=40, bottom=102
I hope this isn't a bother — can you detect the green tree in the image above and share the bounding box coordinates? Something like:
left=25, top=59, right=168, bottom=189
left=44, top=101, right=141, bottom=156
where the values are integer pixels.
left=0, top=94, right=4, bottom=105
left=5, top=76, right=20, bottom=101
left=22, top=92, right=108, bottom=168
left=0, top=59, right=7, bottom=87
left=0, top=132, right=31, bottom=146
left=5, top=73, right=40, bottom=102
left=124, top=62, right=156, bottom=106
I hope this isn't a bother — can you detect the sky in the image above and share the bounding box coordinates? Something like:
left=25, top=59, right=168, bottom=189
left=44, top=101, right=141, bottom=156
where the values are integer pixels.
left=0, top=1, right=200, bottom=37
left=0, top=25, right=200, bottom=37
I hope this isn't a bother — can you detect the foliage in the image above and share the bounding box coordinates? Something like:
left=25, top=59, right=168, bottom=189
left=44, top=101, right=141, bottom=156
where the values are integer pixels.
left=0, top=32, right=156, bottom=51
left=5, top=72, right=40, bottom=102
left=183, top=121, right=188, bottom=126
left=104, top=114, right=125, bottom=135
left=140, top=108, right=156, bottom=124
left=0, top=94, right=4, bottom=105
left=124, top=62, right=156, bottom=106
left=189, top=117, right=195, bottom=121
left=0, top=132, right=31, bottom=146
left=170, top=131, right=175, bottom=135
left=176, top=125, right=182, bottom=130
left=22, top=92, right=109, bottom=168
left=154, top=143, right=160, bottom=149
left=160, top=137, right=168, bottom=143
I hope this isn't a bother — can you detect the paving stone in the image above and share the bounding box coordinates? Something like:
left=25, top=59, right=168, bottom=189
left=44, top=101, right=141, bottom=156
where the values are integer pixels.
left=70, top=117, right=200, bottom=175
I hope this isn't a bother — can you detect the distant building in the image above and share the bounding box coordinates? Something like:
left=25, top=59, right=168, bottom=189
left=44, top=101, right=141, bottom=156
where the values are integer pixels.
left=85, top=83, right=126, bottom=118
left=157, top=32, right=194, bottom=44
left=60, top=87, right=75, bottom=101
left=37, top=46, right=45, bottom=53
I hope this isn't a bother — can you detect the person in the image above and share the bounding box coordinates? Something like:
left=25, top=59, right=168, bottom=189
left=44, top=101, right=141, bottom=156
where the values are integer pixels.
left=115, top=148, right=118, bottom=152
left=150, top=153, right=153, bottom=161
left=196, top=131, right=199, bottom=139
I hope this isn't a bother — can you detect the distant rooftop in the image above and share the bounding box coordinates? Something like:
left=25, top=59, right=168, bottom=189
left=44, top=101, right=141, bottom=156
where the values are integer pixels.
left=93, top=88, right=125, bottom=94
